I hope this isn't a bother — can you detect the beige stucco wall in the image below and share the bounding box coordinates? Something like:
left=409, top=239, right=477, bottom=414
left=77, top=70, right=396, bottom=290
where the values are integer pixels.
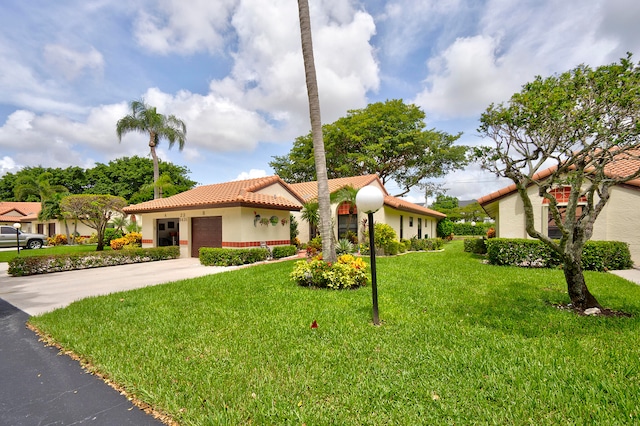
left=140, top=207, right=291, bottom=258
left=493, top=185, right=640, bottom=265
left=292, top=182, right=441, bottom=244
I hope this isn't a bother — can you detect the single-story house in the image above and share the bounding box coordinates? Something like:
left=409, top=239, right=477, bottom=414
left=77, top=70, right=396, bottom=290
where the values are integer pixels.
left=477, top=157, right=640, bottom=265
left=289, top=174, right=446, bottom=243
left=122, top=176, right=304, bottom=258
left=123, top=174, right=446, bottom=258
left=0, top=201, right=132, bottom=241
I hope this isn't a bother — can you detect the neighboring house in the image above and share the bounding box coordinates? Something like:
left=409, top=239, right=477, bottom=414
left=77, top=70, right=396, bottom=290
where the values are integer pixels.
left=0, top=201, right=129, bottom=240
left=0, top=202, right=41, bottom=232
left=289, top=174, right=446, bottom=244
left=477, top=161, right=640, bottom=265
left=122, top=176, right=304, bottom=258
left=123, top=174, right=446, bottom=258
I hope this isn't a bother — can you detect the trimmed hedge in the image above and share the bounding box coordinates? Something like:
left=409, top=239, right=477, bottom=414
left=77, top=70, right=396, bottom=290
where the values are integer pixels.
left=452, top=222, right=493, bottom=236
left=272, top=245, right=298, bottom=259
left=463, top=238, right=487, bottom=254
left=8, top=247, right=180, bottom=276
left=485, top=238, right=632, bottom=271
left=409, top=237, right=444, bottom=251
left=199, top=247, right=269, bottom=266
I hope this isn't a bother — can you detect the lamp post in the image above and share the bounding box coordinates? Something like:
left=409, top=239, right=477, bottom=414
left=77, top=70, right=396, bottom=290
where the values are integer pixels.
left=356, top=186, right=384, bottom=325
left=13, top=222, right=21, bottom=255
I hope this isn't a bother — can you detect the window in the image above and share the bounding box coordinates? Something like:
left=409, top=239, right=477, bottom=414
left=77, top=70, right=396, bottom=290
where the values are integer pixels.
left=400, top=215, right=404, bottom=239
left=548, top=205, right=584, bottom=239
left=337, top=202, right=358, bottom=239
left=418, top=218, right=422, bottom=239
left=409, top=217, right=413, bottom=227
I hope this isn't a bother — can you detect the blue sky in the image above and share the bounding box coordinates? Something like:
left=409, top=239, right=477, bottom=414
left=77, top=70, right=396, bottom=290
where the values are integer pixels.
left=1, top=0, right=639, bottom=204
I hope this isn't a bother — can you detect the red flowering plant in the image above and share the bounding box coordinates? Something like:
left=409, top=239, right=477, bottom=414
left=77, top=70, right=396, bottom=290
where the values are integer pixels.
left=290, top=254, right=368, bottom=289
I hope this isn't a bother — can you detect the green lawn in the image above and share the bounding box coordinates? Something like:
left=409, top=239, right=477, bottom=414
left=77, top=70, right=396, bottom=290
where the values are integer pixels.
left=30, top=241, right=640, bottom=425
left=0, top=244, right=108, bottom=263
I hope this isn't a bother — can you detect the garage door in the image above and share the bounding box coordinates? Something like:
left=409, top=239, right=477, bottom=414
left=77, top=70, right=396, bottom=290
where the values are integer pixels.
left=191, top=216, right=222, bottom=257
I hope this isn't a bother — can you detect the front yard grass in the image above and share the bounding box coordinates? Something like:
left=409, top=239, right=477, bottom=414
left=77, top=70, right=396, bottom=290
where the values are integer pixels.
left=30, top=241, right=640, bottom=425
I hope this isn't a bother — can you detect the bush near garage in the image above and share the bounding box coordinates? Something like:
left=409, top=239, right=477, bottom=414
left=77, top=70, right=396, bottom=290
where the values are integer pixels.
left=199, top=247, right=269, bottom=266
left=272, top=245, right=298, bottom=259
left=485, top=238, right=632, bottom=271
left=47, top=234, right=68, bottom=246
left=7, top=246, right=180, bottom=276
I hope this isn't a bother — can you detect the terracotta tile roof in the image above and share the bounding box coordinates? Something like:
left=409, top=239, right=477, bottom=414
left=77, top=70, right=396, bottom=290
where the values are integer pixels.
left=123, top=176, right=303, bottom=213
left=0, top=201, right=42, bottom=222
left=288, top=174, right=384, bottom=200
left=383, top=195, right=447, bottom=219
left=289, top=174, right=445, bottom=218
left=477, top=149, right=640, bottom=207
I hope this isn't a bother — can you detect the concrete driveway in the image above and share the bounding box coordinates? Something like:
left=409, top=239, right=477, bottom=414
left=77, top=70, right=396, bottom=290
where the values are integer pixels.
left=0, top=258, right=235, bottom=316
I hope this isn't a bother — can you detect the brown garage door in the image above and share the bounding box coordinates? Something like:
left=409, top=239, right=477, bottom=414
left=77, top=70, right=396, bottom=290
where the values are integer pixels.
left=191, top=216, right=222, bottom=257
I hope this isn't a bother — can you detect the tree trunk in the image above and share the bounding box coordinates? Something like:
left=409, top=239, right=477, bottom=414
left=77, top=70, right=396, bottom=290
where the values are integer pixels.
left=149, top=133, right=160, bottom=199
left=297, top=0, right=336, bottom=262
left=563, top=258, right=601, bottom=310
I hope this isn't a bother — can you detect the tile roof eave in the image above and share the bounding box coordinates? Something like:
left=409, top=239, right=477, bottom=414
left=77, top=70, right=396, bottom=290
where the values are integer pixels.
left=123, top=201, right=302, bottom=214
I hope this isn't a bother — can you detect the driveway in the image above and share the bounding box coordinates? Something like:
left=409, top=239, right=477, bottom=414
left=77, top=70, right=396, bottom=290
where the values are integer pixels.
left=0, top=258, right=234, bottom=316
left=0, top=258, right=235, bottom=426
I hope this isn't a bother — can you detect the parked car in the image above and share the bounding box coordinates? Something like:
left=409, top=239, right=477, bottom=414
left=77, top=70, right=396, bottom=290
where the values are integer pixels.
left=0, top=225, right=47, bottom=249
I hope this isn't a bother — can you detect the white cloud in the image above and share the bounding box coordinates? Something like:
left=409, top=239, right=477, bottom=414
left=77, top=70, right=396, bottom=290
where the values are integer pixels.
left=0, top=156, right=22, bottom=176
left=235, top=169, right=267, bottom=180
left=412, top=0, right=624, bottom=120
left=133, top=0, right=237, bottom=55
left=43, top=44, right=104, bottom=81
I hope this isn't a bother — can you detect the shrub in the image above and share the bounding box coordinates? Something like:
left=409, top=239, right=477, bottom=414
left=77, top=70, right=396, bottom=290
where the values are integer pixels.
left=8, top=247, right=180, bottom=276
left=199, top=248, right=269, bottom=266
left=363, top=223, right=397, bottom=251
left=103, top=228, right=124, bottom=246
left=452, top=222, right=492, bottom=236
left=336, top=239, right=355, bottom=255
left=307, top=236, right=322, bottom=252
left=437, top=218, right=454, bottom=238
left=485, top=238, right=632, bottom=271
left=290, top=254, right=368, bottom=289
left=410, top=237, right=444, bottom=251
left=581, top=241, right=633, bottom=271
left=486, top=227, right=496, bottom=239
left=384, top=240, right=400, bottom=256
left=463, top=238, right=487, bottom=254
left=272, top=245, right=298, bottom=259
left=47, top=234, right=68, bottom=246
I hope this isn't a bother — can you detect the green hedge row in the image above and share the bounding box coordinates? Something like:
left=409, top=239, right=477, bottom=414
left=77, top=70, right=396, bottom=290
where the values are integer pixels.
left=484, top=238, right=632, bottom=271
left=452, top=222, right=493, bottom=236
left=463, top=238, right=487, bottom=254
left=199, top=247, right=269, bottom=266
left=272, top=245, right=298, bottom=259
left=8, top=247, right=180, bottom=276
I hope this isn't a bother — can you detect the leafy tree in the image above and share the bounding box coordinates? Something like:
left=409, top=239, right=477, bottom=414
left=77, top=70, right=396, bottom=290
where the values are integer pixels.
left=116, top=100, right=187, bottom=199
left=14, top=171, right=68, bottom=202
left=297, top=0, right=336, bottom=262
left=85, top=156, right=195, bottom=203
left=476, top=54, right=640, bottom=310
left=459, top=201, right=489, bottom=223
left=60, top=194, right=127, bottom=251
left=430, top=195, right=462, bottom=222
left=271, top=99, right=468, bottom=196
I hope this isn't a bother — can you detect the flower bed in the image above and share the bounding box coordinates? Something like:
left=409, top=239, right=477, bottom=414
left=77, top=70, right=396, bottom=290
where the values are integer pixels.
left=8, top=246, right=180, bottom=276
left=290, top=254, right=368, bottom=289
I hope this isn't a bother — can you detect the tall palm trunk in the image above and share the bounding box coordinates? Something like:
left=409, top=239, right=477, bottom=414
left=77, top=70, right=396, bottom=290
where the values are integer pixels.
left=297, top=0, right=336, bottom=262
left=149, top=132, right=161, bottom=199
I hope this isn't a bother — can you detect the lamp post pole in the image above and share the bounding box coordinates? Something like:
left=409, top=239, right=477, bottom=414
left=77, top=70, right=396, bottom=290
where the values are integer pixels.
left=13, top=223, right=21, bottom=255
left=356, top=186, right=384, bottom=326
left=367, top=211, right=379, bottom=325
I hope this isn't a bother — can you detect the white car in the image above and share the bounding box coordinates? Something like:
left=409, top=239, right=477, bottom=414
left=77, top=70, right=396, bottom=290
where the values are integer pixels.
left=0, top=225, right=47, bottom=249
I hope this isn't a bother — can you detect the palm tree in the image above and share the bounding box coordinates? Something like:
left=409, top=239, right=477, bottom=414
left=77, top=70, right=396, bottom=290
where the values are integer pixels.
left=297, top=0, right=336, bottom=262
left=14, top=172, right=68, bottom=202
left=116, top=100, right=186, bottom=199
